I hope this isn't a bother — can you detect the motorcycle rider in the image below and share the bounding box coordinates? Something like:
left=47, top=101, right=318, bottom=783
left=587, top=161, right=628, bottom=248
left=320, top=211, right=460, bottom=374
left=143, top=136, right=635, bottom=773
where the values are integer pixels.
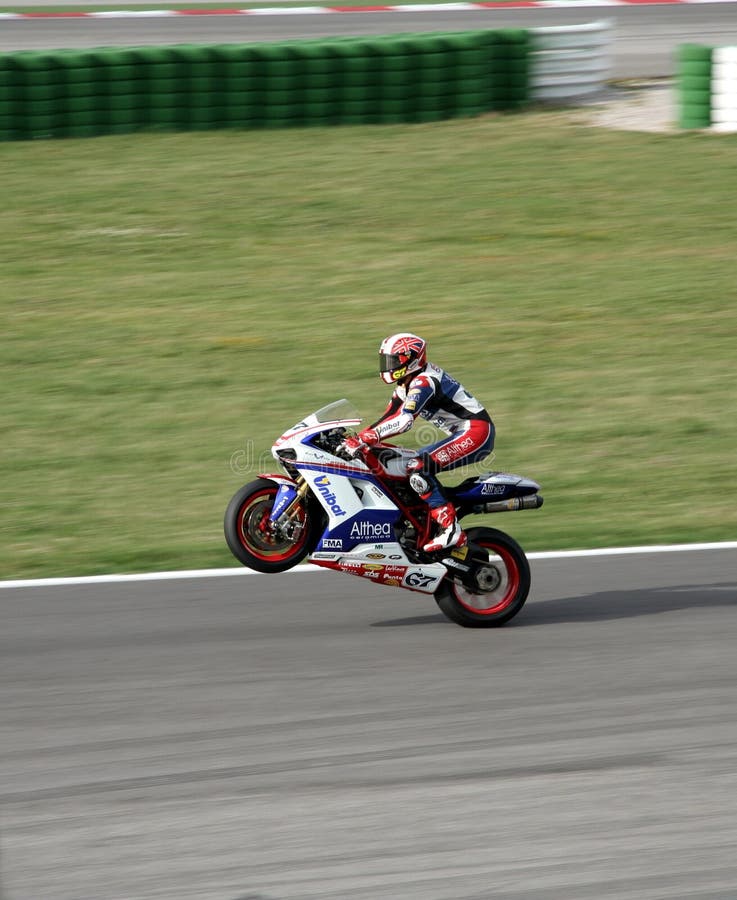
left=344, top=333, right=495, bottom=553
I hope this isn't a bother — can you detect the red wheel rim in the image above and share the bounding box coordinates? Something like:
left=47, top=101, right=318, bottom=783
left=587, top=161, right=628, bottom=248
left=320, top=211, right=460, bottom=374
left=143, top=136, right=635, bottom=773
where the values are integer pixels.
left=236, top=487, right=307, bottom=564
left=450, top=542, right=521, bottom=616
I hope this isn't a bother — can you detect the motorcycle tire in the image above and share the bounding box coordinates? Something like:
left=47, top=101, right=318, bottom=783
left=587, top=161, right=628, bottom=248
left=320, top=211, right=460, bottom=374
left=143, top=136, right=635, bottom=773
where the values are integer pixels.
left=434, top=526, right=531, bottom=628
left=224, top=477, right=320, bottom=574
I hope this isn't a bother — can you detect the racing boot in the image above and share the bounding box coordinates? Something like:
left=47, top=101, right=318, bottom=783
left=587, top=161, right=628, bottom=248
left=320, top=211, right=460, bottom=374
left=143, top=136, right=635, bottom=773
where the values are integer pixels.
left=423, top=503, right=467, bottom=553
left=408, top=465, right=467, bottom=553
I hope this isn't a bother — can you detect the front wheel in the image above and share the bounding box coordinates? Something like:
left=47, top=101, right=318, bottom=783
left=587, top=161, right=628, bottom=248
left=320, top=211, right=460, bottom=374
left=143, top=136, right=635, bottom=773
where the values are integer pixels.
left=434, top=527, right=531, bottom=628
left=224, top=478, right=320, bottom=573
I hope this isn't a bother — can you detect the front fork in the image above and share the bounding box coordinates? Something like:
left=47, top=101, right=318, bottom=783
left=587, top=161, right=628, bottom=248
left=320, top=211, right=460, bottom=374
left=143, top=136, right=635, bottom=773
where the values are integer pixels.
left=269, top=476, right=311, bottom=541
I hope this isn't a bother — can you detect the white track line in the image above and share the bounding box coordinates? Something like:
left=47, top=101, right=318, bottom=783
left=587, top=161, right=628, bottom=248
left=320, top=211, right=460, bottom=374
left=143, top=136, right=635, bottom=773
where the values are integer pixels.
left=1, top=542, right=735, bottom=589
left=527, top=542, right=737, bottom=560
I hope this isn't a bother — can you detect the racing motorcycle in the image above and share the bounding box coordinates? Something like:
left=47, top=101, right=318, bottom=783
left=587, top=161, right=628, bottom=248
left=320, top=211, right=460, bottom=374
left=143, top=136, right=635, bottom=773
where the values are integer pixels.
left=224, top=400, right=543, bottom=627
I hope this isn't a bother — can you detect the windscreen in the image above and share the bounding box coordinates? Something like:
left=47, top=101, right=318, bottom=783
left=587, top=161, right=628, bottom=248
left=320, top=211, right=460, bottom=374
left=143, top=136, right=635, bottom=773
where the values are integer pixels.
left=313, top=399, right=362, bottom=424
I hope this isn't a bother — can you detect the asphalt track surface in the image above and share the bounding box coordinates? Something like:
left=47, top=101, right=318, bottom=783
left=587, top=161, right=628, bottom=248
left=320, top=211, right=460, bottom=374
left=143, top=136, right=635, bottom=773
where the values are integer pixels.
left=2, top=546, right=737, bottom=899
left=2, top=4, right=737, bottom=77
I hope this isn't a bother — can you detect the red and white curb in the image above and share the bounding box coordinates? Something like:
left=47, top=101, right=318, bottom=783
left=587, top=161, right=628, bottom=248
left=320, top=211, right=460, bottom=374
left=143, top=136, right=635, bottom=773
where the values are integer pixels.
left=2, top=542, right=736, bottom=589
left=1, top=0, right=735, bottom=18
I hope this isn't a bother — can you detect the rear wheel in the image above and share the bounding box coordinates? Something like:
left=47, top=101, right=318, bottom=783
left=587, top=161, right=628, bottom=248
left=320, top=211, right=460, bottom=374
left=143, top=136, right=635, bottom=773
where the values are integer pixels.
left=434, top=527, right=531, bottom=627
left=224, top=478, right=320, bottom=573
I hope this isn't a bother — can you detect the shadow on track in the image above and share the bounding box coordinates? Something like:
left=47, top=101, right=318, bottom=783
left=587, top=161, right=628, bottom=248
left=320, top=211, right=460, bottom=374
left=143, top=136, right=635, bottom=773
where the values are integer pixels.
left=371, top=584, right=736, bottom=628
left=371, top=613, right=450, bottom=628
left=519, top=583, right=736, bottom=626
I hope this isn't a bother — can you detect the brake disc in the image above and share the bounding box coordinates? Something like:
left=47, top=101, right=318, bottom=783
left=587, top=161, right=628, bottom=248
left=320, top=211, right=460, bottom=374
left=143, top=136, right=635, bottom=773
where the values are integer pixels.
left=474, top=564, right=503, bottom=593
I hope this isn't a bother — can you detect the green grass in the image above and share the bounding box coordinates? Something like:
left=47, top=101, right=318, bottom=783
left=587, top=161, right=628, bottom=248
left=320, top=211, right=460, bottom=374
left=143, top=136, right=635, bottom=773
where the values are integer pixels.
left=2, top=113, right=736, bottom=579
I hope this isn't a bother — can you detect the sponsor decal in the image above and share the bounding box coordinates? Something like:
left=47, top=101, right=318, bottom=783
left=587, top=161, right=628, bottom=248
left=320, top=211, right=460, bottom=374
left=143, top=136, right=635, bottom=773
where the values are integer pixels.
left=314, top=474, right=346, bottom=517
left=481, top=483, right=507, bottom=496
left=350, top=520, right=393, bottom=540
left=435, top=436, right=475, bottom=465
left=444, top=557, right=470, bottom=572
left=391, top=366, right=407, bottom=381
left=450, top=436, right=475, bottom=456
left=322, top=538, right=343, bottom=549
left=388, top=554, right=402, bottom=560
left=404, top=570, right=438, bottom=589
left=369, top=485, right=385, bottom=500
left=339, top=561, right=370, bottom=574
left=334, top=560, right=408, bottom=584
left=366, top=553, right=386, bottom=560
left=404, top=400, right=417, bottom=411
left=450, top=545, right=469, bottom=560
left=303, top=448, right=329, bottom=462
left=269, top=484, right=294, bottom=521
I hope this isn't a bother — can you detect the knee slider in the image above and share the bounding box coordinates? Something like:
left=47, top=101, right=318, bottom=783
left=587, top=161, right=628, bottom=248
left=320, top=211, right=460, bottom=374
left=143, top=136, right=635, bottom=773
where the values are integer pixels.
left=409, top=473, right=431, bottom=497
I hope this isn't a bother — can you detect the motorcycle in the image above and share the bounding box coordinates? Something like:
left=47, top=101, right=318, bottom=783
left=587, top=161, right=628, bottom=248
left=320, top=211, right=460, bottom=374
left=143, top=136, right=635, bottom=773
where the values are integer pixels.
left=224, top=399, right=543, bottom=628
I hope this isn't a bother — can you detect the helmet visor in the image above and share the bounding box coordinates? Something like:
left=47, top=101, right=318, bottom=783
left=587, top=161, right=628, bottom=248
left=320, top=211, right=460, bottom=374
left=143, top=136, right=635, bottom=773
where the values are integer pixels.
left=379, top=352, right=406, bottom=374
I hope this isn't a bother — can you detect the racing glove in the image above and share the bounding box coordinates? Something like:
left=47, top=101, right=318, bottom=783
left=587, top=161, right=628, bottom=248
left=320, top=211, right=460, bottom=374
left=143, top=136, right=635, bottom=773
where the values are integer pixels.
left=358, top=428, right=379, bottom=446
left=338, top=436, right=365, bottom=458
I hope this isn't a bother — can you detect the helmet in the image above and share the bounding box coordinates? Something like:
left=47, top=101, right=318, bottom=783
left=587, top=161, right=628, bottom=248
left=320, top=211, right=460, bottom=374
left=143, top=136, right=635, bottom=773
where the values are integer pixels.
left=379, top=333, right=427, bottom=385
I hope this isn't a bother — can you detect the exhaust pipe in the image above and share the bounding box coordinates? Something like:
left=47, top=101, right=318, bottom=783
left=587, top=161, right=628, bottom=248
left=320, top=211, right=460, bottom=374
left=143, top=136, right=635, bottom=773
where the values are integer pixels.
left=483, top=494, right=544, bottom=514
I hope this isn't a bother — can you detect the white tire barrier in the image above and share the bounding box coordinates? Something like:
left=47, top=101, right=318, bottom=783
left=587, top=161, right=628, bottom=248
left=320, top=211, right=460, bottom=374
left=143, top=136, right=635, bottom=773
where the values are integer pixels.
left=530, top=21, right=612, bottom=101
left=711, top=46, right=737, bottom=132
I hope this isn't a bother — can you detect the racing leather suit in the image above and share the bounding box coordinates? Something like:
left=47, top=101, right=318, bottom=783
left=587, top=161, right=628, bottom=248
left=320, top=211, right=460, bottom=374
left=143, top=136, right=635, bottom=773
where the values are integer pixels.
left=370, top=361, right=495, bottom=508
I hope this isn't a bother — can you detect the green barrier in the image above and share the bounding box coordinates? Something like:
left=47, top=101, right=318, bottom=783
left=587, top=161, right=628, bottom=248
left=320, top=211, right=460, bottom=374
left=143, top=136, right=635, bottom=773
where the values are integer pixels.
left=678, top=44, right=712, bottom=129
left=0, top=30, right=531, bottom=142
